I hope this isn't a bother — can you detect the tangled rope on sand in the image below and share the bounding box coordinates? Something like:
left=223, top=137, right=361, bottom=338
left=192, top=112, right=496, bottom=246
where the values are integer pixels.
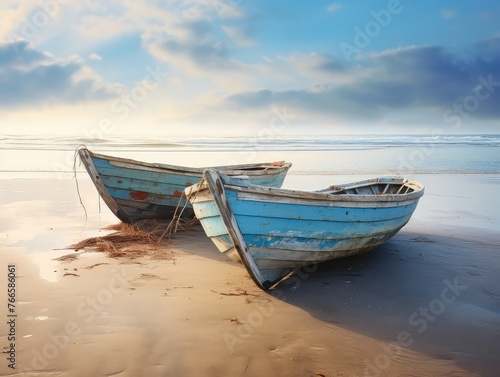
left=69, top=219, right=196, bottom=259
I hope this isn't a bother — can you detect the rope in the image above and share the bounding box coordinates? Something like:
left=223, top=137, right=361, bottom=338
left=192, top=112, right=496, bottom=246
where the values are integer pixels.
left=158, top=177, right=205, bottom=243
left=158, top=194, right=188, bottom=243
left=73, top=146, right=88, bottom=220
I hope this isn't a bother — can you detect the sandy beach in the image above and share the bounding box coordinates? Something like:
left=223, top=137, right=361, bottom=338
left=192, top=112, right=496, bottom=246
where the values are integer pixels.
left=1, top=173, right=499, bottom=377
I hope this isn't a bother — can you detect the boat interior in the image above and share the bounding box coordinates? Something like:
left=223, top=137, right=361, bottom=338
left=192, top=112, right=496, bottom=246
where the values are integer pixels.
left=326, top=181, right=417, bottom=196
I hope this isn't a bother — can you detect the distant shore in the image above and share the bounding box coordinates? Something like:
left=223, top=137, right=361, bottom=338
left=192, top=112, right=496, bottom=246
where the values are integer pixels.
left=0, top=173, right=498, bottom=377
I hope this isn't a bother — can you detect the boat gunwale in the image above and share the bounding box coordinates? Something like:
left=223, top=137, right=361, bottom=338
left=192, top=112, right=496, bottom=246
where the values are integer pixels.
left=85, top=148, right=292, bottom=177
left=187, top=173, right=424, bottom=204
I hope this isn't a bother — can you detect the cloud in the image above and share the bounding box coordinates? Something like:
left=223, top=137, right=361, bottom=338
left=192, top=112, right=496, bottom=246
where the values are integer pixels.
left=78, top=14, right=135, bottom=40
left=280, top=53, right=346, bottom=73
left=2, top=1, right=253, bottom=78
left=0, top=41, right=115, bottom=108
left=222, top=25, right=255, bottom=46
left=210, top=0, right=247, bottom=20
left=159, top=36, right=234, bottom=71
left=224, top=38, right=500, bottom=122
left=326, top=3, right=342, bottom=13
left=441, top=9, right=458, bottom=19
left=477, top=12, right=495, bottom=23
left=123, top=1, right=257, bottom=74
left=148, top=18, right=245, bottom=73
left=89, top=52, right=102, bottom=60
left=0, top=39, right=50, bottom=66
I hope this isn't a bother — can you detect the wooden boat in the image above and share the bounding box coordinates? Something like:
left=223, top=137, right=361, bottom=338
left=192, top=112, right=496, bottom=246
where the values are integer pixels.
left=77, top=147, right=291, bottom=223
left=185, top=169, right=424, bottom=290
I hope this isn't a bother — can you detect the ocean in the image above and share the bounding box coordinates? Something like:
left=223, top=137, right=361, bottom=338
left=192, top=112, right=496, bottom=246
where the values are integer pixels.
left=1, top=134, right=499, bottom=178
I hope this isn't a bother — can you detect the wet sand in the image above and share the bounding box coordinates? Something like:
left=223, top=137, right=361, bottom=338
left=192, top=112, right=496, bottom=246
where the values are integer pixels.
left=0, top=173, right=499, bottom=377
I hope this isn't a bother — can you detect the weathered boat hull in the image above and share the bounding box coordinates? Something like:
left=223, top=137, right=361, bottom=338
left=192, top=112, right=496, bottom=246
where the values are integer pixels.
left=186, top=170, right=424, bottom=290
left=78, top=147, right=291, bottom=223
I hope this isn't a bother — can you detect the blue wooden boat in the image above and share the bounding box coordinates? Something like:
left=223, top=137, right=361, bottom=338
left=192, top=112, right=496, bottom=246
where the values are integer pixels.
left=185, top=169, right=424, bottom=290
left=78, top=147, right=291, bottom=223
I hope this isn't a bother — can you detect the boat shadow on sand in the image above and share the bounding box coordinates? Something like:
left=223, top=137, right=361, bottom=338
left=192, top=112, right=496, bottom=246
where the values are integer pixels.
left=265, top=229, right=500, bottom=377
left=179, top=223, right=499, bottom=377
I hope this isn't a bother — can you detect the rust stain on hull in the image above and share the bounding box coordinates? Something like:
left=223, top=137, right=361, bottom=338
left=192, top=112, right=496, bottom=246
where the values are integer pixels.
left=130, top=191, right=148, bottom=200
left=173, top=190, right=183, bottom=197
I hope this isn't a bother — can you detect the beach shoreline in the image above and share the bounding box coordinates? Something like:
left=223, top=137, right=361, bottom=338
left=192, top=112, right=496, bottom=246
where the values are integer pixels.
left=1, top=173, right=499, bottom=376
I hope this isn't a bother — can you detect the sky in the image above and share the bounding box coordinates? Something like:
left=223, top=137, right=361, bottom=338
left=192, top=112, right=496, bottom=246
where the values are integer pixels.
left=1, top=0, right=500, bottom=137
